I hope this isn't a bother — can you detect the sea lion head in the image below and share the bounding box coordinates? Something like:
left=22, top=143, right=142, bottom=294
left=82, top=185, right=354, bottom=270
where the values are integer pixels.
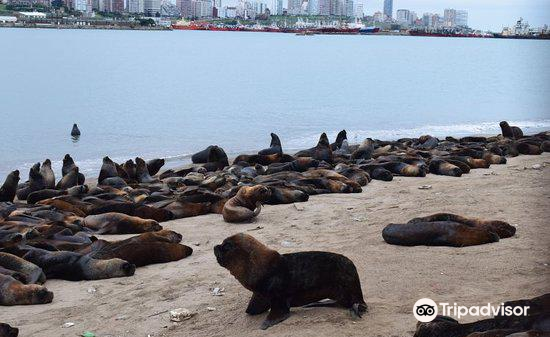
left=238, top=185, right=271, bottom=203
left=335, top=129, right=347, bottom=144
left=270, top=133, right=282, bottom=147
left=214, top=233, right=280, bottom=290
left=0, top=323, right=19, bottom=337
left=499, top=121, right=510, bottom=128
left=317, top=133, right=330, bottom=147
left=5, top=170, right=20, bottom=185
left=81, top=256, right=136, bottom=279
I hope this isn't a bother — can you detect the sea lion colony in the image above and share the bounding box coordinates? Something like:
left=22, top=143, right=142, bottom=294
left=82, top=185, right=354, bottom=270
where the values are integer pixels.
left=0, top=121, right=549, bottom=336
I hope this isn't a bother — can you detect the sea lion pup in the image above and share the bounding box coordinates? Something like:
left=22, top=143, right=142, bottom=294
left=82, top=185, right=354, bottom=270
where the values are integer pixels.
left=500, top=121, right=523, bottom=139
left=39, top=159, right=55, bottom=189
left=98, top=156, right=119, bottom=183
left=0, top=171, right=20, bottom=202
left=0, top=252, right=46, bottom=284
left=258, top=133, right=283, bottom=155
left=408, top=213, right=516, bottom=239
left=330, top=129, right=347, bottom=151
left=135, top=157, right=158, bottom=183
left=16, top=164, right=45, bottom=201
left=429, top=159, right=462, bottom=177
left=222, top=185, right=271, bottom=223
left=351, top=138, right=374, bottom=160
left=146, top=158, right=165, bottom=176
left=0, top=274, right=53, bottom=306
left=56, top=166, right=80, bottom=190
left=82, top=212, right=162, bottom=234
left=71, top=123, right=81, bottom=136
left=214, top=233, right=367, bottom=330
left=23, top=248, right=135, bottom=281
left=0, top=323, right=18, bottom=337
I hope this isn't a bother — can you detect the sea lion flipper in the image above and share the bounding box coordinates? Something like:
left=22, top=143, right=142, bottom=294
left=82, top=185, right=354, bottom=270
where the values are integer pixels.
left=350, top=302, right=368, bottom=319
left=252, top=203, right=262, bottom=217
left=245, top=292, right=270, bottom=315
left=261, top=299, right=290, bottom=330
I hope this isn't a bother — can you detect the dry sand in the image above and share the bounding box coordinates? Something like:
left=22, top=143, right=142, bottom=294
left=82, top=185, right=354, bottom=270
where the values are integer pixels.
left=2, top=153, right=550, bottom=337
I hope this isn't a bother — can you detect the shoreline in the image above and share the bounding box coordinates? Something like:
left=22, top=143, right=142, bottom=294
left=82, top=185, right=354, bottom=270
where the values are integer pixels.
left=3, top=152, right=549, bottom=337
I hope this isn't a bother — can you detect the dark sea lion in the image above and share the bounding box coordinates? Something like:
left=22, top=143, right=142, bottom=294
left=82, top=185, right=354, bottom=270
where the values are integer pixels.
left=23, top=248, right=135, bottom=281
left=0, top=171, right=20, bottom=203
left=0, top=274, right=53, bottom=306
left=541, top=141, right=550, bottom=152
left=500, top=121, right=523, bottom=139
left=359, top=165, right=393, bottom=181
left=416, top=135, right=439, bottom=150
left=258, top=133, right=283, bottom=155
left=56, top=166, right=80, bottom=190
left=99, top=177, right=128, bottom=189
left=67, top=185, right=89, bottom=197
left=222, top=185, right=271, bottom=223
left=429, top=159, right=462, bottom=177
left=135, top=157, right=157, bottom=183
left=26, top=189, right=67, bottom=205
left=0, top=323, right=18, bottom=337
left=408, top=213, right=516, bottom=239
left=311, top=133, right=334, bottom=163
left=0, top=252, right=46, bottom=284
left=381, top=161, right=426, bottom=177
left=382, top=221, right=500, bottom=247
left=160, top=201, right=212, bottom=219
left=214, top=233, right=367, bottom=329
left=16, top=164, right=45, bottom=201
left=351, top=138, right=374, bottom=160
left=334, top=139, right=351, bottom=156
left=330, top=129, right=347, bottom=150
left=266, top=186, right=309, bottom=204
left=516, top=142, right=543, bottom=155
left=39, top=159, right=55, bottom=189
left=202, top=146, right=230, bottom=171
left=61, top=154, right=77, bottom=176
left=446, top=156, right=490, bottom=169
left=71, top=123, right=81, bottom=136
left=442, top=159, right=471, bottom=174
left=98, top=156, right=118, bottom=183
left=147, top=158, right=165, bottom=176
left=123, top=159, right=137, bottom=180
left=82, top=212, right=162, bottom=234
left=192, top=145, right=215, bottom=164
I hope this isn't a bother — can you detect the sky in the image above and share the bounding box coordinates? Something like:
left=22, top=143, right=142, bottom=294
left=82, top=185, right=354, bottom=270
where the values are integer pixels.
left=364, top=0, right=550, bottom=31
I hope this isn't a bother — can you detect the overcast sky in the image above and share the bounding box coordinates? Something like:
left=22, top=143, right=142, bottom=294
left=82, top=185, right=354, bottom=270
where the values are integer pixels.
left=363, top=0, right=550, bottom=31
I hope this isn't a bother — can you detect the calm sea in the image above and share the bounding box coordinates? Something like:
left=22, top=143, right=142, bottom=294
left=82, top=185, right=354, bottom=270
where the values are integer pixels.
left=0, top=29, right=549, bottom=180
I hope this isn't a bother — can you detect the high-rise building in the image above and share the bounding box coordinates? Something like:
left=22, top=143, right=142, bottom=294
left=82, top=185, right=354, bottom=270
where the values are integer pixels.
left=112, top=0, right=124, bottom=12
left=128, top=0, right=144, bottom=13
left=177, top=0, right=191, bottom=16
left=287, top=0, right=301, bottom=15
left=354, top=3, right=362, bottom=18
left=306, top=0, right=317, bottom=15
left=422, top=12, right=432, bottom=27
left=345, top=0, right=353, bottom=17
left=456, top=10, right=468, bottom=27
left=396, top=9, right=410, bottom=24
left=144, top=0, right=160, bottom=16
left=318, top=0, right=329, bottom=15
left=383, top=0, right=392, bottom=19
left=443, top=8, right=456, bottom=27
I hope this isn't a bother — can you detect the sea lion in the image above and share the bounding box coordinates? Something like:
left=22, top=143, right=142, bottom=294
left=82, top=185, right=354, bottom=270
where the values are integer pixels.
left=147, top=158, right=165, bottom=176
left=61, top=154, right=85, bottom=184
left=408, top=213, right=516, bottom=239
left=358, top=165, right=393, bottom=181
left=0, top=274, right=53, bottom=306
left=123, top=159, right=137, bottom=181
left=0, top=171, right=20, bottom=203
left=82, top=212, right=162, bottom=234
left=500, top=121, right=523, bottom=139
left=161, top=201, right=212, bottom=219
left=429, top=159, right=462, bottom=177
left=351, top=138, right=374, bottom=160
left=222, top=185, right=271, bottom=223
left=98, top=156, right=118, bottom=183
left=192, top=145, right=215, bottom=163
left=203, top=146, right=230, bottom=172
left=0, top=252, right=46, bottom=284
left=16, top=164, right=45, bottom=201
left=135, top=157, right=158, bottom=183
left=382, top=221, right=500, bottom=247
left=23, top=248, right=135, bottom=281
left=334, top=139, right=351, bottom=156
left=258, top=133, right=283, bottom=155
left=71, top=123, right=81, bottom=136
left=39, top=159, right=55, bottom=189
left=56, top=166, right=80, bottom=190
left=266, top=186, right=309, bottom=204
left=295, top=133, right=333, bottom=163
left=516, top=142, right=543, bottom=155
left=330, top=129, right=347, bottom=151
left=0, top=323, right=18, bottom=337
left=214, top=233, right=367, bottom=329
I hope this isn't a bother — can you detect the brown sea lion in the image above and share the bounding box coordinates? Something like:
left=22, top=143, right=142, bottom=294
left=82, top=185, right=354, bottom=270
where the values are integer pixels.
left=16, top=164, right=45, bottom=201
left=382, top=221, right=500, bottom=247
left=214, top=233, right=367, bottom=330
left=351, top=138, right=374, bottom=160
left=22, top=248, right=135, bottom=281
left=500, top=121, right=523, bottom=139
left=98, top=156, right=118, bottom=183
left=295, top=133, right=334, bottom=163
left=429, top=159, right=462, bottom=177
left=136, top=157, right=158, bottom=183
left=162, top=201, right=212, bottom=219
left=0, top=323, right=18, bottom=337
left=0, top=274, right=53, bottom=305
left=0, top=171, right=20, bottom=203
left=222, top=185, right=271, bottom=223
left=82, top=212, right=162, bottom=234
left=258, top=133, right=283, bottom=155
left=56, top=166, right=81, bottom=190
left=27, top=189, right=66, bottom=204
left=266, top=186, right=309, bottom=204
left=39, top=159, right=55, bottom=189
left=0, top=252, right=46, bottom=284
left=123, top=159, right=137, bottom=181
left=516, top=142, right=543, bottom=155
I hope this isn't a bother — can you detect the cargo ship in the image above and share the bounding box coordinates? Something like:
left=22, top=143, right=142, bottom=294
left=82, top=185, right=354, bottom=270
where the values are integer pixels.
left=172, top=20, right=361, bottom=34
left=359, top=26, right=380, bottom=34
left=409, top=29, right=486, bottom=38
left=493, top=18, right=550, bottom=40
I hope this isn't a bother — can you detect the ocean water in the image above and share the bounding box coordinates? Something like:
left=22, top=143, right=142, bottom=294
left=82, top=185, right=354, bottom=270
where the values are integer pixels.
left=0, top=29, right=549, bottom=180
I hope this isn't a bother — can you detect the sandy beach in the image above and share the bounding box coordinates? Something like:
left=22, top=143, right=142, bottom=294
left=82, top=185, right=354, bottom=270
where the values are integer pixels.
left=2, top=153, right=549, bottom=337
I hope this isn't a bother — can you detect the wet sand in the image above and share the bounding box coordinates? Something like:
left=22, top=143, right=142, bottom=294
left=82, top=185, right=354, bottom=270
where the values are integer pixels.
left=2, top=153, right=549, bottom=337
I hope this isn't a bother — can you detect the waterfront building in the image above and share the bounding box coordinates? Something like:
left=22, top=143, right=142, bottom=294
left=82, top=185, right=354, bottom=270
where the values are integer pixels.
left=287, top=0, right=301, bottom=15
left=112, top=0, right=124, bottom=13
left=354, top=3, right=362, bottom=18
left=422, top=12, right=432, bottom=27
left=306, top=0, right=317, bottom=15
left=318, top=0, right=329, bottom=15
left=345, top=0, right=353, bottom=18
left=73, top=0, right=88, bottom=11
left=456, top=10, right=468, bottom=27
left=383, top=0, right=392, bottom=19
left=396, top=9, right=410, bottom=25
left=177, top=0, right=191, bottom=16
left=373, top=11, right=384, bottom=22
left=128, top=0, right=144, bottom=13
left=144, top=0, right=160, bottom=16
